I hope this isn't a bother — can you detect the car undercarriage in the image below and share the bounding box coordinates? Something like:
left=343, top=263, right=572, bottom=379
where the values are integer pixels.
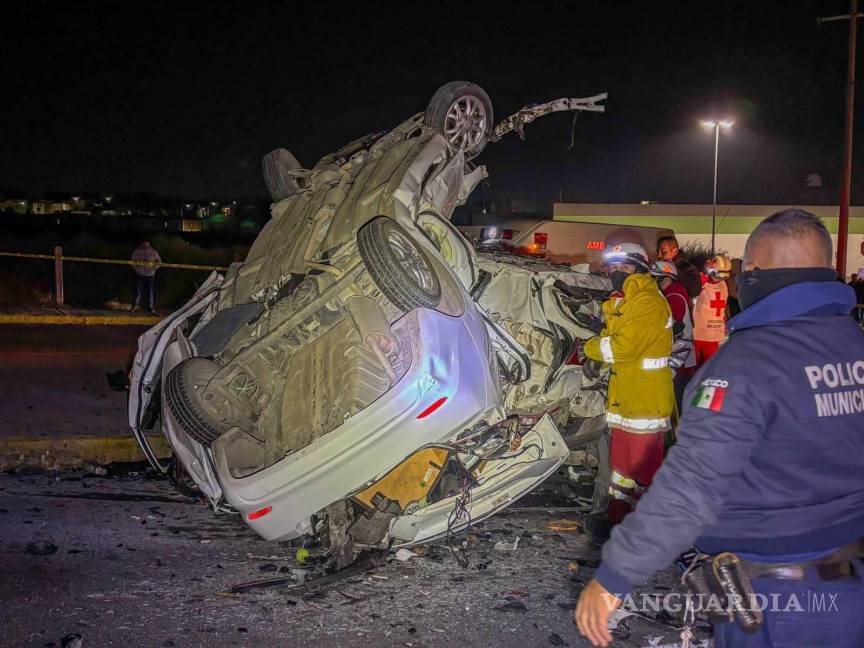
left=129, top=81, right=610, bottom=571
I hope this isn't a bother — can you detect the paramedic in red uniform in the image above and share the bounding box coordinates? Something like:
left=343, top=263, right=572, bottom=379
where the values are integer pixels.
left=693, top=254, right=731, bottom=367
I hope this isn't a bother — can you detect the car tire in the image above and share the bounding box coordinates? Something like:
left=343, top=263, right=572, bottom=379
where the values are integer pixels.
left=425, top=81, right=494, bottom=160
left=357, top=217, right=441, bottom=313
left=164, top=358, right=228, bottom=447
left=262, top=148, right=302, bottom=201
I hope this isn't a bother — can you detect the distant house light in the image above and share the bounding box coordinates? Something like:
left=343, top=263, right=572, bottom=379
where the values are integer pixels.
left=640, top=200, right=657, bottom=205
left=806, top=173, right=823, bottom=188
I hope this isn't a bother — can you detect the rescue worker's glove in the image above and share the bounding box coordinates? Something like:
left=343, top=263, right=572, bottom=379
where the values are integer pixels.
left=574, top=312, right=604, bottom=335
left=582, top=359, right=602, bottom=381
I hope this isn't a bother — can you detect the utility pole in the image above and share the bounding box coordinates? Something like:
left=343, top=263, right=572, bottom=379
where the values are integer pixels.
left=820, top=1, right=861, bottom=278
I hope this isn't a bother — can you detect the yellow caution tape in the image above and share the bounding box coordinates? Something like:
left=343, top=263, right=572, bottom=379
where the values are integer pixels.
left=0, top=313, right=161, bottom=326
left=0, top=250, right=227, bottom=272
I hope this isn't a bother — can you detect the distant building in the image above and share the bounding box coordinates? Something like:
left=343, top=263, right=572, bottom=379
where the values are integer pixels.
left=30, top=200, right=72, bottom=214
left=181, top=219, right=204, bottom=232
left=554, top=203, right=864, bottom=279
left=0, top=199, right=29, bottom=214
left=70, top=195, right=96, bottom=213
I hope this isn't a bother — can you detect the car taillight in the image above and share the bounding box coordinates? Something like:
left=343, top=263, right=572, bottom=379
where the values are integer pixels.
left=502, top=229, right=514, bottom=240
left=417, top=396, right=448, bottom=419
left=248, top=506, right=272, bottom=521
left=534, top=232, right=548, bottom=249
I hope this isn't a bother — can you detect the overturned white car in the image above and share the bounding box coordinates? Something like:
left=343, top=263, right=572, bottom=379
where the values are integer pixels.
left=129, top=82, right=608, bottom=566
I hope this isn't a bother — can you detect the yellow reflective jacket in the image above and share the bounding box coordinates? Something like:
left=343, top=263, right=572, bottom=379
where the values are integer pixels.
left=584, top=272, right=674, bottom=432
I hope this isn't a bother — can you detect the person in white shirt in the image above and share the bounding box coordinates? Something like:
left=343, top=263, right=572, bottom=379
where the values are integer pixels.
left=130, top=241, right=161, bottom=314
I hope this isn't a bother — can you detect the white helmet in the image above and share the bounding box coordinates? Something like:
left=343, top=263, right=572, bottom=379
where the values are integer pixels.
left=604, top=243, right=650, bottom=271
left=706, top=254, right=732, bottom=279
left=650, top=260, right=678, bottom=279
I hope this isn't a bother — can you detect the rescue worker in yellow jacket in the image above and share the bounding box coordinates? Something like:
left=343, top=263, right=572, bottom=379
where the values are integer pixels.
left=582, top=243, right=674, bottom=535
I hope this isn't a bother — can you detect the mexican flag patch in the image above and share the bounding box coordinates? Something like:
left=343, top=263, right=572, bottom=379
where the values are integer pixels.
left=691, top=379, right=728, bottom=412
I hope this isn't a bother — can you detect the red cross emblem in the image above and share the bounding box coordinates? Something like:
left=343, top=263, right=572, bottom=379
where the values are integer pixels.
left=710, top=291, right=726, bottom=317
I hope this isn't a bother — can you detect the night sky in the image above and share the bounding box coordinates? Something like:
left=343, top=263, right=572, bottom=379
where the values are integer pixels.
left=1, top=1, right=860, bottom=206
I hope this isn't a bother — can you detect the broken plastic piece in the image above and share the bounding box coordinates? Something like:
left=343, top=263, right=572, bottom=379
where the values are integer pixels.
left=493, top=600, right=528, bottom=613
left=291, top=568, right=307, bottom=584
left=493, top=537, right=520, bottom=551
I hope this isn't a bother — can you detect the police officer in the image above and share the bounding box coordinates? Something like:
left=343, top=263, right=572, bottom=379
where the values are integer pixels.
left=575, top=209, right=864, bottom=647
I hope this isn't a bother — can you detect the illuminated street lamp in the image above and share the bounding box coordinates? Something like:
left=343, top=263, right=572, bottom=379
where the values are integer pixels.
left=701, top=119, right=733, bottom=254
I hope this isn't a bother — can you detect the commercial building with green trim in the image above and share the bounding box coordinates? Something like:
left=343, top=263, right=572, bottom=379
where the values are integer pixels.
left=553, top=203, right=864, bottom=278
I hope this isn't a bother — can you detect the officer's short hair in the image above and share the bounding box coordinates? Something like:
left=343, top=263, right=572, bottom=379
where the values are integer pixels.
left=751, top=209, right=833, bottom=265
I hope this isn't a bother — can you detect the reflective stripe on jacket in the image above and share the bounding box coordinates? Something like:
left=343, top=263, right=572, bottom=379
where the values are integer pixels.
left=584, top=272, right=674, bottom=432
left=594, top=280, right=864, bottom=597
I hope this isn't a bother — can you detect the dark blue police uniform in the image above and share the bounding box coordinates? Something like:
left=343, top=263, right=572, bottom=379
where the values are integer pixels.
left=593, top=280, right=864, bottom=647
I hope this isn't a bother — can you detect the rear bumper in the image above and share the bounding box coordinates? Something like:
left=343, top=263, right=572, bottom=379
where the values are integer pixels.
left=390, top=413, right=569, bottom=546
left=213, top=305, right=504, bottom=541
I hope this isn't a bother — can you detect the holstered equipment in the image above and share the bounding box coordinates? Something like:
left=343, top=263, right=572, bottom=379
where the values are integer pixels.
left=681, top=539, right=864, bottom=634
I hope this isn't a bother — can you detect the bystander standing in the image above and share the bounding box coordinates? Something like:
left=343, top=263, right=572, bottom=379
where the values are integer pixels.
left=130, top=240, right=161, bottom=314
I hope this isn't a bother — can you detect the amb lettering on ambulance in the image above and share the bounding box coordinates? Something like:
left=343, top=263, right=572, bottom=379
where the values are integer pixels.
left=804, top=361, right=864, bottom=417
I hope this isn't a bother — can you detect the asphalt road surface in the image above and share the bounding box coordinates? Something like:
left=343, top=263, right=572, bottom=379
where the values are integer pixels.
left=0, top=469, right=709, bottom=648
left=0, top=325, right=146, bottom=438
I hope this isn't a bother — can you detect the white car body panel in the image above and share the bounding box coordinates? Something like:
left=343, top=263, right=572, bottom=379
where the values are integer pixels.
left=128, top=272, right=223, bottom=472
left=212, top=303, right=505, bottom=541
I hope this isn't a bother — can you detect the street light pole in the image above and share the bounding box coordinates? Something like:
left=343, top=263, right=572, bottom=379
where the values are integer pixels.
left=711, top=123, right=720, bottom=255
left=701, top=119, right=733, bottom=256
